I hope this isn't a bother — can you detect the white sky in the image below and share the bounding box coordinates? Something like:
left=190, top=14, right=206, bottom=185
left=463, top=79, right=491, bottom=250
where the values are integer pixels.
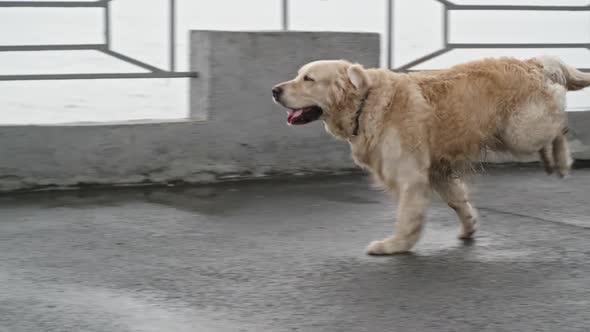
left=1, top=0, right=590, bottom=124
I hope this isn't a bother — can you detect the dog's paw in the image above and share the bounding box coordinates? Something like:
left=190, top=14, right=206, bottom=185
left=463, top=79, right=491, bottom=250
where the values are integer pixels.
left=458, top=221, right=477, bottom=240
left=543, top=164, right=554, bottom=175
left=458, top=228, right=476, bottom=240
left=366, top=238, right=411, bottom=255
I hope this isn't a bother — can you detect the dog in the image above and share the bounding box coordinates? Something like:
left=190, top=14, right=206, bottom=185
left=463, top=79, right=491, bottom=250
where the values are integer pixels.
left=272, top=56, right=587, bottom=255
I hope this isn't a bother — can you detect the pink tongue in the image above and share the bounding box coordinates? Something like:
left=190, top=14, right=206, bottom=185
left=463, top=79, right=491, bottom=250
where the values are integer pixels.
left=287, top=109, right=304, bottom=124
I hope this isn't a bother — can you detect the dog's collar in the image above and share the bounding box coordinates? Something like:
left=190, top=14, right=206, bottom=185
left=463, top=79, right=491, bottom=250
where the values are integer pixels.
left=352, top=91, right=370, bottom=137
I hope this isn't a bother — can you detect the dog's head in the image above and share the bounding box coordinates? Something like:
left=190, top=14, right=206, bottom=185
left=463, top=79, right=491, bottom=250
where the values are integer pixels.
left=272, top=60, right=370, bottom=132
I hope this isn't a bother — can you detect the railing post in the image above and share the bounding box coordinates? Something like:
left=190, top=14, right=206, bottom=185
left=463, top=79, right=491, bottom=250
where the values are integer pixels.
left=103, top=0, right=110, bottom=49
left=386, top=0, right=393, bottom=69
left=442, top=2, right=449, bottom=46
left=282, top=0, right=289, bottom=30
left=169, top=0, right=176, bottom=71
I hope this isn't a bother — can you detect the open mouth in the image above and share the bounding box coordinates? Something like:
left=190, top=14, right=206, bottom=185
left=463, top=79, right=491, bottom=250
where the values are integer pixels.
left=286, top=106, right=323, bottom=125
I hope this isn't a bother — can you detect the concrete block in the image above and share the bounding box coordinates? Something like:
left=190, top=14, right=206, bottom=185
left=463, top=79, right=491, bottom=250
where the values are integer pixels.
left=190, top=30, right=381, bottom=121
left=0, top=31, right=381, bottom=191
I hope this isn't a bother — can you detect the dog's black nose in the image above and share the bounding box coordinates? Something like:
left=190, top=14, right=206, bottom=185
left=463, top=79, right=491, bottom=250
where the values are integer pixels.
left=272, top=86, right=283, bottom=99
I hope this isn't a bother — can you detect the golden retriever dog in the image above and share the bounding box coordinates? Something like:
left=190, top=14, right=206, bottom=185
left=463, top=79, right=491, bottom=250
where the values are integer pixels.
left=272, top=56, right=588, bottom=255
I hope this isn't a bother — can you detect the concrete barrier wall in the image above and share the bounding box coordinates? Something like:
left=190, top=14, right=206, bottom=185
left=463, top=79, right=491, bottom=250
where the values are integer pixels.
left=0, top=31, right=380, bottom=191
left=0, top=30, right=589, bottom=191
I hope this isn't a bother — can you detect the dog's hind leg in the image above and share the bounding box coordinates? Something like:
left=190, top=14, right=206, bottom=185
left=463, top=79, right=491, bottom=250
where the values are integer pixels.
left=539, top=146, right=554, bottom=175
left=552, top=133, right=573, bottom=178
left=434, top=176, right=478, bottom=240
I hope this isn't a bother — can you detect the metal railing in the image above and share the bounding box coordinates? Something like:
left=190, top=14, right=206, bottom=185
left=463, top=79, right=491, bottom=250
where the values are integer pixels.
left=0, top=0, right=198, bottom=81
left=2, top=0, right=589, bottom=81
left=281, top=0, right=590, bottom=72
left=395, top=0, right=590, bottom=72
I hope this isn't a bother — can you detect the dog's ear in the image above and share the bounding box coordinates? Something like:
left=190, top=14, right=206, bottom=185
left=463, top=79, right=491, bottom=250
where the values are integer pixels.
left=347, top=64, right=369, bottom=91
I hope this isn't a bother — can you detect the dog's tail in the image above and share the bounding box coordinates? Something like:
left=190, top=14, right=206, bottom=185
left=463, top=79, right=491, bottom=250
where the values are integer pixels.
left=537, top=55, right=590, bottom=91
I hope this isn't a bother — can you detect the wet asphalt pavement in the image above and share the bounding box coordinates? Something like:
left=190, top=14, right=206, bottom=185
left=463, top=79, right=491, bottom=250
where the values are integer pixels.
left=1, top=167, right=589, bottom=332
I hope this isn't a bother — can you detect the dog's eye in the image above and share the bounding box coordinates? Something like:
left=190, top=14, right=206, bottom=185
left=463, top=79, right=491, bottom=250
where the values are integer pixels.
left=303, top=75, right=315, bottom=82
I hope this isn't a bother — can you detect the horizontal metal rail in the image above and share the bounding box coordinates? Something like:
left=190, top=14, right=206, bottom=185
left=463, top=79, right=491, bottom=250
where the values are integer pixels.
left=0, top=44, right=104, bottom=52
left=446, top=4, right=590, bottom=11
left=0, top=1, right=108, bottom=7
left=0, top=0, right=198, bottom=81
left=449, top=43, right=590, bottom=49
left=405, top=68, right=590, bottom=73
left=0, top=72, right=198, bottom=81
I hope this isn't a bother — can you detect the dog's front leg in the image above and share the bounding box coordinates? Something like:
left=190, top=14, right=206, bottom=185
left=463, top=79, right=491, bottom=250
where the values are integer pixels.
left=367, top=177, right=431, bottom=255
